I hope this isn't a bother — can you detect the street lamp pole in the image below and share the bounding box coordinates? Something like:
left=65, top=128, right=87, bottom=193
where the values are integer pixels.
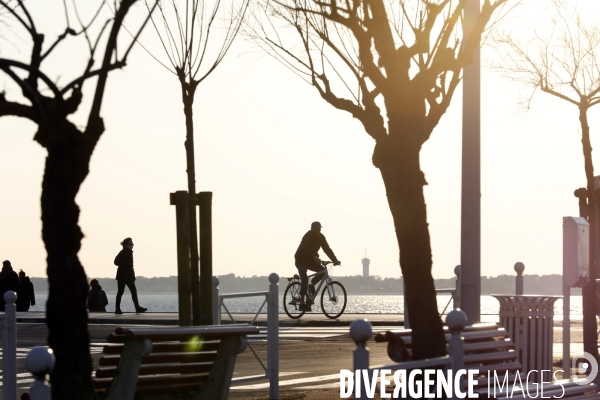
left=460, top=0, right=481, bottom=324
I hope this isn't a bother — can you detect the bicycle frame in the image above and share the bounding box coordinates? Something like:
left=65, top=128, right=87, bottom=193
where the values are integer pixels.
left=306, top=264, right=337, bottom=302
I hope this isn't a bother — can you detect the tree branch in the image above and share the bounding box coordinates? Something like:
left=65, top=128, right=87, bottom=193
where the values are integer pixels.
left=0, top=92, right=37, bottom=121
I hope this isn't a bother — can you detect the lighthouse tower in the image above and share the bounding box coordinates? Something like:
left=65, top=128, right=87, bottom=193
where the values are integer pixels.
left=362, top=256, right=370, bottom=278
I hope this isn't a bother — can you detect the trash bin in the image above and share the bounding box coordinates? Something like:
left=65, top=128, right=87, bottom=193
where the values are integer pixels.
left=493, top=295, right=561, bottom=382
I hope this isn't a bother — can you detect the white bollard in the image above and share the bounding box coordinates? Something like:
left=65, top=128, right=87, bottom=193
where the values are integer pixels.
left=3, top=291, right=17, bottom=400
left=212, top=276, right=220, bottom=325
left=350, top=319, right=372, bottom=400
left=267, top=273, right=279, bottom=400
left=446, top=309, right=467, bottom=400
left=26, top=347, right=55, bottom=400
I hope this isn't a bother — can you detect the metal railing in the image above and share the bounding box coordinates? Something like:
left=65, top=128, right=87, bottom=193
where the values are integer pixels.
left=212, top=273, right=279, bottom=400
left=404, top=265, right=461, bottom=329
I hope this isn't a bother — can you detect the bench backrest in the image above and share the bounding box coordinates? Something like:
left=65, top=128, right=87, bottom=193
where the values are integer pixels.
left=374, top=323, right=520, bottom=390
left=94, top=325, right=259, bottom=400
left=372, top=322, right=600, bottom=399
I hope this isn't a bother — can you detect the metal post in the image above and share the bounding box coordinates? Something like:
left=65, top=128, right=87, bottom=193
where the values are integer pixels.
left=170, top=191, right=192, bottom=326
left=515, top=262, right=525, bottom=295
left=563, top=281, right=571, bottom=376
left=3, top=291, right=17, bottom=399
left=212, top=276, right=220, bottom=325
left=267, top=273, right=279, bottom=400
left=460, top=0, right=482, bottom=325
left=198, top=192, right=213, bottom=325
left=403, top=281, right=409, bottom=329
left=350, top=319, right=372, bottom=400
left=26, top=347, right=55, bottom=400
left=454, top=265, right=461, bottom=309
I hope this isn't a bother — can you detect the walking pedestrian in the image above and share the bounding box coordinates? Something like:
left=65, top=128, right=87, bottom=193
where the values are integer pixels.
left=114, top=237, right=147, bottom=314
left=87, top=278, right=108, bottom=312
left=16, top=270, right=35, bottom=312
left=0, top=260, right=19, bottom=311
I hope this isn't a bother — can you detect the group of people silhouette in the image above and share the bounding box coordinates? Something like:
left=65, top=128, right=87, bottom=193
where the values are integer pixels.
left=2, top=237, right=147, bottom=315
left=0, top=260, right=35, bottom=312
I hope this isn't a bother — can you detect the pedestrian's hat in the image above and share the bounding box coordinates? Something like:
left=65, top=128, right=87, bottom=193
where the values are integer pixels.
left=311, top=221, right=322, bottom=229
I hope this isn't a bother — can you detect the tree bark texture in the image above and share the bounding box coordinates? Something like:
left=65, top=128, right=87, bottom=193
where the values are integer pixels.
left=39, top=120, right=94, bottom=399
left=373, top=124, right=446, bottom=360
left=178, top=73, right=202, bottom=325
left=579, top=105, right=599, bottom=361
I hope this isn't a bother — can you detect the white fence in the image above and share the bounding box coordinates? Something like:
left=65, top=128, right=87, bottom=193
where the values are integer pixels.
left=212, top=273, right=279, bottom=400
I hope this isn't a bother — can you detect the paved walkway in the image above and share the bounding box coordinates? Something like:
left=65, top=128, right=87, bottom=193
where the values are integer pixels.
left=4, top=314, right=585, bottom=399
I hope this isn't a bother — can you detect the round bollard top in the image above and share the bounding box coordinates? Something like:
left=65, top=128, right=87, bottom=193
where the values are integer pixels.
left=454, top=265, right=461, bottom=277
left=446, top=309, right=467, bottom=332
left=25, top=347, right=55, bottom=375
left=350, top=319, right=372, bottom=343
left=269, top=273, right=279, bottom=283
left=514, top=262, right=525, bottom=274
left=212, top=276, right=220, bottom=287
left=3, top=291, right=16, bottom=304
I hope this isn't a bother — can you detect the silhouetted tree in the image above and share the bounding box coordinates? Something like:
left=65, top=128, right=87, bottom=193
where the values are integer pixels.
left=144, top=0, right=248, bottom=324
left=0, top=1, right=155, bottom=397
left=247, top=0, right=509, bottom=359
left=491, top=0, right=600, bottom=361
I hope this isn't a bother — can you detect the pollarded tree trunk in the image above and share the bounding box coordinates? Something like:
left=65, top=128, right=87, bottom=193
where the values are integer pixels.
left=178, top=72, right=202, bottom=325
left=39, top=120, right=94, bottom=399
left=579, top=105, right=599, bottom=361
left=373, top=129, right=446, bottom=360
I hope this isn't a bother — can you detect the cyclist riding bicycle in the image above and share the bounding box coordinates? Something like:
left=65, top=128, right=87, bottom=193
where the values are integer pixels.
left=294, top=221, right=341, bottom=311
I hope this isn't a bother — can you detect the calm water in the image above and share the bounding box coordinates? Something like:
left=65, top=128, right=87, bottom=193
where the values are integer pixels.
left=25, top=294, right=581, bottom=316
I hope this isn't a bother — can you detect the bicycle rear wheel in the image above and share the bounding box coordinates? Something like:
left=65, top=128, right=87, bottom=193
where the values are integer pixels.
left=284, top=281, right=305, bottom=319
left=320, top=281, right=347, bottom=319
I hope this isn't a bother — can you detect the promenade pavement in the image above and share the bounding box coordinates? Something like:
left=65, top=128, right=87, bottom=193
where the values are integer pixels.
left=3, top=312, right=585, bottom=400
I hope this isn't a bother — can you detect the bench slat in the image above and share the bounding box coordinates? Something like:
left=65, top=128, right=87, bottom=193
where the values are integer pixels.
left=116, top=325, right=259, bottom=341
left=95, top=362, right=213, bottom=378
left=99, top=351, right=218, bottom=366
left=102, top=341, right=222, bottom=355
left=376, top=328, right=509, bottom=347
left=93, top=372, right=210, bottom=390
left=134, top=382, right=207, bottom=395
left=464, top=351, right=518, bottom=365
left=463, top=340, right=514, bottom=353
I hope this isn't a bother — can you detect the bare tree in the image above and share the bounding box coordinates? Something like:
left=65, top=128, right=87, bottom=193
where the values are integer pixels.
left=0, top=1, right=155, bottom=397
left=490, top=0, right=600, bottom=361
left=143, top=0, right=248, bottom=325
left=247, top=0, right=510, bottom=358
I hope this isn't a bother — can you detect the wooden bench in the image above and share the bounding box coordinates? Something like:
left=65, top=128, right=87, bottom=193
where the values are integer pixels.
left=93, top=325, right=259, bottom=400
left=374, top=323, right=600, bottom=399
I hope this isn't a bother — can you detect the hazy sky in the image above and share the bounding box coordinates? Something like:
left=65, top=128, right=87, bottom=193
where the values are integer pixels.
left=1, top=1, right=599, bottom=282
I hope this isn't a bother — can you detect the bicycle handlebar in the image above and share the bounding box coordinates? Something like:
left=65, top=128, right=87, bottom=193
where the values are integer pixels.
left=321, top=260, right=341, bottom=266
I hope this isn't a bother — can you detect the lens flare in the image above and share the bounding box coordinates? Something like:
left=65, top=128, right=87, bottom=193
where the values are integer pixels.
left=186, top=336, right=204, bottom=352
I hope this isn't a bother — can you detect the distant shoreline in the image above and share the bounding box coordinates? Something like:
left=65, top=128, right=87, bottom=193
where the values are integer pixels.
left=28, top=273, right=575, bottom=297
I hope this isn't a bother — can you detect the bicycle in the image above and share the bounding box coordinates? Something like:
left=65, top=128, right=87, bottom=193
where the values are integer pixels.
left=283, top=261, right=347, bottom=319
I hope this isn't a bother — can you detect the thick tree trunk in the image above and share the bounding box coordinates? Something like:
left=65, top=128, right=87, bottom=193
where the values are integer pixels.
left=179, top=77, right=202, bottom=325
left=579, top=105, right=599, bottom=361
left=40, top=122, right=94, bottom=399
left=373, top=133, right=446, bottom=360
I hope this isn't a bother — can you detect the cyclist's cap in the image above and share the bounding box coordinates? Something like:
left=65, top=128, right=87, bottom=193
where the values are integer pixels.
left=311, top=221, right=322, bottom=229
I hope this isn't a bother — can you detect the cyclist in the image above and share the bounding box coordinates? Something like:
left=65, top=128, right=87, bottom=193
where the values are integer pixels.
left=294, top=221, right=341, bottom=311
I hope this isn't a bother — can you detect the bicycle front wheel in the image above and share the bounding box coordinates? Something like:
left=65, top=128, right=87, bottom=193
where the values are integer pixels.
left=284, top=281, right=305, bottom=319
left=320, top=281, right=347, bottom=319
